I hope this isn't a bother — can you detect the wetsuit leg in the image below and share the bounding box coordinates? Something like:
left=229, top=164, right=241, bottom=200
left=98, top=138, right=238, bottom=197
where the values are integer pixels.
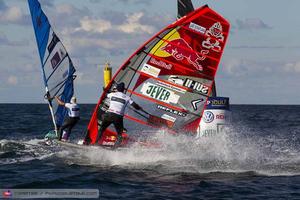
left=112, top=114, right=124, bottom=148
left=59, top=117, right=72, bottom=140
left=95, top=113, right=112, bottom=144
left=64, top=117, right=79, bottom=140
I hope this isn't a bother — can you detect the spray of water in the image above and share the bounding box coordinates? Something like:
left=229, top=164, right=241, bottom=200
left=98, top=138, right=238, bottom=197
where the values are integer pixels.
left=1, top=124, right=299, bottom=176
left=55, top=125, right=300, bottom=176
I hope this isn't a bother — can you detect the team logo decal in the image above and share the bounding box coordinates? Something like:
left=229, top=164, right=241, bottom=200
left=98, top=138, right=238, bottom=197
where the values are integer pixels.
left=149, top=58, right=172, bottom=70
left=149, top=29, right=208, bottom=71
left=202, top=22, right=224, bottom=52
left=203, top=111, right=214, bottom=123
left=161, top=38, right=207, bottom=71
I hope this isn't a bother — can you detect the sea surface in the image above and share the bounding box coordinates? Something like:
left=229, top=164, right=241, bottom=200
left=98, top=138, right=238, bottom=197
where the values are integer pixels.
left=0, top=104, right=299, bottom=199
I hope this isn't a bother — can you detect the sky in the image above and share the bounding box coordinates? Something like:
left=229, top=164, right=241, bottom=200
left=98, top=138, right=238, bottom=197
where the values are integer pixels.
left=0, top=0, right=299, bottom=104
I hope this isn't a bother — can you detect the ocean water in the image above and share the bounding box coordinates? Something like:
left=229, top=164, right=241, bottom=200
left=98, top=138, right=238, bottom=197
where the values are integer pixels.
left=0, top=104, right=299, bottom=199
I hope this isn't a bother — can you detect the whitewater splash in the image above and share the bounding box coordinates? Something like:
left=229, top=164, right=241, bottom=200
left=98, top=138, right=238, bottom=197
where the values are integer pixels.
left=56, top=125, right=300, bottom=176
left=1, top=125, right=299, bottom=176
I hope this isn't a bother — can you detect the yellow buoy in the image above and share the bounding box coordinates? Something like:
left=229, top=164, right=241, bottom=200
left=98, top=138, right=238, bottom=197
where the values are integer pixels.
left=103, top=62, right=112, bottom=89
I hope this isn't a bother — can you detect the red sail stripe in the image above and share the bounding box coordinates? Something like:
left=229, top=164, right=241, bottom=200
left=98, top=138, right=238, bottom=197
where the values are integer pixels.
left=124, top=114, right=157, bottom=128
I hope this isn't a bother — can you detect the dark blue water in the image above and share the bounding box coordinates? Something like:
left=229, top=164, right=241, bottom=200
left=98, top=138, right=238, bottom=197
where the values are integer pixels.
left=0, top=104, right=300, bottom=199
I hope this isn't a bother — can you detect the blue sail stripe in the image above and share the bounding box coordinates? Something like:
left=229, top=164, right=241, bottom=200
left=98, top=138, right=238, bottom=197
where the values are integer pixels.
left=28, top=0, right=50, bottom=66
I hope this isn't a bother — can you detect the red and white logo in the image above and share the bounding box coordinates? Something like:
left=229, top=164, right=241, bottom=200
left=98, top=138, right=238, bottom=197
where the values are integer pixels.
left=161, top=38, right=208, bottom=71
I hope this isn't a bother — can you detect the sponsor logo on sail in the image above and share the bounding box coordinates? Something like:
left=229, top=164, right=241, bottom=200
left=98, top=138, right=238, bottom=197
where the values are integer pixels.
left=168, top=75, right=184, bottom=85
left=141, top=64, right=161, bottom=78
left=149, top=58, right=172, bottom=70
left=157, top=81, right=186, bottom=94
left=161, top=114, right=176, bottom=122
left=201, top=129, right=217, bottom=137
left=50, top=51, right=61, bottom=69
left=189, top=22, right=206, bottom=34
left=161, top=38, right=208, bottom=71
left=183, top=79, right=209, bottom=95
left=207, top=99, right=228, bottom=106
left=168, top=76, right=209, bottom=95
left=216, top=114, right=225, bottom=120
left=157, top=105, right=187, bottom=117
left=141, top=82, right=180, bottom=104
left=203, top=111, right=214, bottom=123
left=202, top=22, right=224, bottom=52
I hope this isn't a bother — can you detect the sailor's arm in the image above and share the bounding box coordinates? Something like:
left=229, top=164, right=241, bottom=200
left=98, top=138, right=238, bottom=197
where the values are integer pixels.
left=55, top=96, right=65, bottom=106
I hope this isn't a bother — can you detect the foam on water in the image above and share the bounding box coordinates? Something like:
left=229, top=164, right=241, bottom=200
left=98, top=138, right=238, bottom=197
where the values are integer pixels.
left=1, top=122, right=299, bottom=177
left=53, top=125, right=300, bottom=176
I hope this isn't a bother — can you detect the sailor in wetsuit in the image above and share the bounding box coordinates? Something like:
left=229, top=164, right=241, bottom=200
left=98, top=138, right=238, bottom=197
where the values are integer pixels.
left=55, top=96, right=80, bottom=141
left=95, top=82, right=142, bottom=148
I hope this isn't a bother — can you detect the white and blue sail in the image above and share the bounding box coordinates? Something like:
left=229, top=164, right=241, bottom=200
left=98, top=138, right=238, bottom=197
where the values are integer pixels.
left=28, top=0, right=76, bottom=134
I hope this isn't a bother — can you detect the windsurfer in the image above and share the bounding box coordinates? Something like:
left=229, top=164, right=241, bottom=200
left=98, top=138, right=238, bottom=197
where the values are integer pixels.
left=55, top=96, right=80, bottom=141
left=95, top=82, right=142, bottom=148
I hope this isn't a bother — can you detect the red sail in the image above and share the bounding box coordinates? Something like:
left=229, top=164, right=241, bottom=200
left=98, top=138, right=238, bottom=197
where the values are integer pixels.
left=84, top=5, right=230, bottom=145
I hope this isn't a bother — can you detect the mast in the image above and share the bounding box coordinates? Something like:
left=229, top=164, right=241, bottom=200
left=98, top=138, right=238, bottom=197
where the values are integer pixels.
left=177, top=0, right=195, bottom=19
